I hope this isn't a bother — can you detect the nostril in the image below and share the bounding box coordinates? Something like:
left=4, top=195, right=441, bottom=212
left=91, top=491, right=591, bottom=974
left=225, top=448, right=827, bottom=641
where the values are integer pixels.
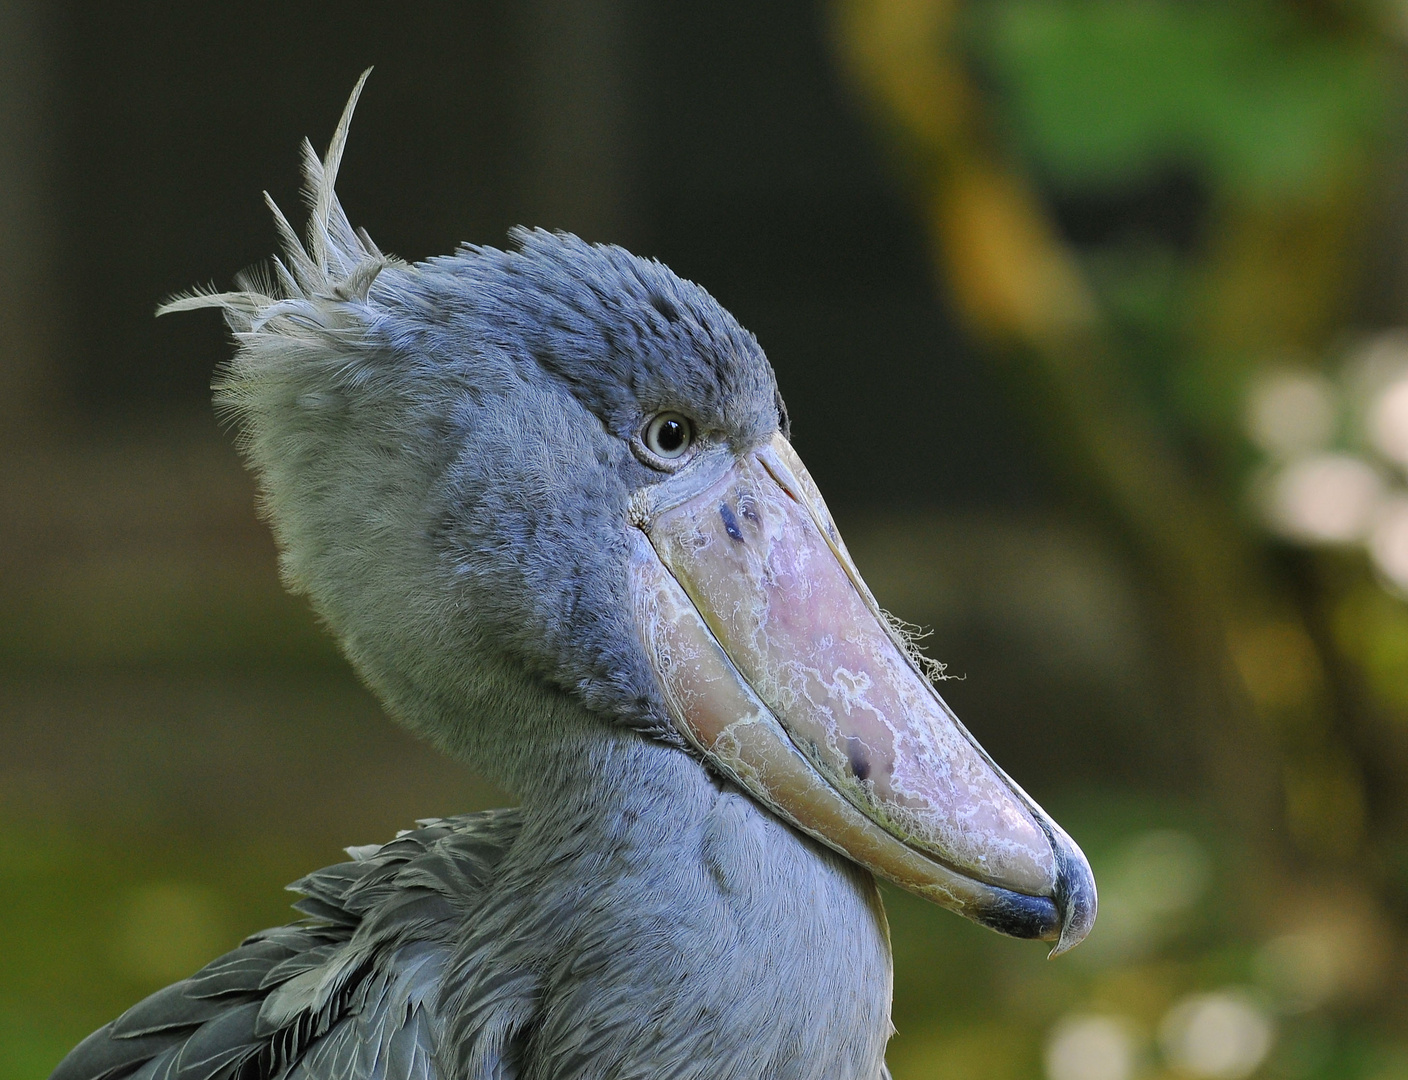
left=718, top=503, right=744, bottom=542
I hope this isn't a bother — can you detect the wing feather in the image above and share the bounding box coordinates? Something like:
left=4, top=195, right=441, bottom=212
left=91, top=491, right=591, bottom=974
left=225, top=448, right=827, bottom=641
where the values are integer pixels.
left=51, top=1028, right=176, bottom=1080
left=123, top=1044, right=181, bottom=1080
left=179, top=935, right=312, bottom=1005
left=111, top=985, right=232, bottom=1041
left=169, top=1000, right=263, bottom=1080
left=49, top=810, right=521, bottom=1080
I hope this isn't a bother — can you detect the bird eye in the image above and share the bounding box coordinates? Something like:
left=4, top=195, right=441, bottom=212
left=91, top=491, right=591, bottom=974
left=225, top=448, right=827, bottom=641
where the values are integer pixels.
left=643, top=412, right=694, bottom=461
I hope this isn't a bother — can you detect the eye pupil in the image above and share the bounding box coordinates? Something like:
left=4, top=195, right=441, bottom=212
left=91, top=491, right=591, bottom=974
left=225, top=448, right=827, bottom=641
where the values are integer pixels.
left=657, top=419, right=684, bottom=452
left=644, top=412, right=694, bottom=462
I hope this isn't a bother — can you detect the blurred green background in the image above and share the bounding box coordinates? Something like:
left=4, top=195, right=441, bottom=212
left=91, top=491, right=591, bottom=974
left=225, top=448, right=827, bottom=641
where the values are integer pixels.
left=3, top=1, right=1407, bottom=1078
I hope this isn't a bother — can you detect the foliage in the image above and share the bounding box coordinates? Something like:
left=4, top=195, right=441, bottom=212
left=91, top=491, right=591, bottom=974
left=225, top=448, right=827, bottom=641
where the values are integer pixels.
left=977, top=0, right=1390, bottom=201
left=831, top=0, right=1408, bottom=1076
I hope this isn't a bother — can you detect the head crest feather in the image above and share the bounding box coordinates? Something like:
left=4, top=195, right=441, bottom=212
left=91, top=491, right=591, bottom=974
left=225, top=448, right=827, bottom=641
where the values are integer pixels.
left=158, top=68, right=397, bottom=332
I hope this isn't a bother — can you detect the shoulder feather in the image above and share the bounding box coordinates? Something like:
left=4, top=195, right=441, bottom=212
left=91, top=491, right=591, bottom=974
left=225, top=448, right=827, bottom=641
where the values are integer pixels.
left=50, top=811, right=522, bottom=1080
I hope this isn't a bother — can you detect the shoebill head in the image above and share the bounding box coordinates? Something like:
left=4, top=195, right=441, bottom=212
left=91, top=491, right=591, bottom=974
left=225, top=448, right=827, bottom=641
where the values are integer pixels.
left=164, top=73, right=1095, bottom=955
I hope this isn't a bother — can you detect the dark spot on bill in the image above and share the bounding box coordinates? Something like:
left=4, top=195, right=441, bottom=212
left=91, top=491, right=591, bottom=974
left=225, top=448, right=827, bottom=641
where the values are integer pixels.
left=719, top=502, right=744, bottom=542
left=847, top=736, right=871, bottom=782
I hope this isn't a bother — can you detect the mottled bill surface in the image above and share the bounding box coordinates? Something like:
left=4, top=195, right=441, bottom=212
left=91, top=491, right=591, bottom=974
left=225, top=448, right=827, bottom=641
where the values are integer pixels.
left=630, top=435, right=1097, bottom=951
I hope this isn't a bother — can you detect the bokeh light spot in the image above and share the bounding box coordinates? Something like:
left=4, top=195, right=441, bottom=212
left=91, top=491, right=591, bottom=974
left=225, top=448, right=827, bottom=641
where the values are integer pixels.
left=1267, top=453, right=1383, bottom=544
left=1247, top=372, right=1336, bottom=460
left=1121, top=829, right=1210, bottom=917
left=1369, top=377, right=1408, bottom=469
left=1159, top=991, right=1274, bottom=1079
left=1254, top=931, right=1343, bottom=1014
left=1253, top=888, right=1388, bottom=1013
left=1045, top=1015, right=1137, bottom=1080
left=1081, top=828, right=1209, bottom=962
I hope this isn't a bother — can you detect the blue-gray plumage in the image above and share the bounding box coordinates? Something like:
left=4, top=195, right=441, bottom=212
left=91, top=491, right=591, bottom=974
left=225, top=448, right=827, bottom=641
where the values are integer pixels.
left=53, top=74, right=1093, bottom=1080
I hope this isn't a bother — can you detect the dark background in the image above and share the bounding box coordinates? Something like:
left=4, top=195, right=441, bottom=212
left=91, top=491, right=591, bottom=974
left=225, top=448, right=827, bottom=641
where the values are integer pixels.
left=13, top=0, right=1176, bottom=789
left=57, top=2, right=1035, bottom=507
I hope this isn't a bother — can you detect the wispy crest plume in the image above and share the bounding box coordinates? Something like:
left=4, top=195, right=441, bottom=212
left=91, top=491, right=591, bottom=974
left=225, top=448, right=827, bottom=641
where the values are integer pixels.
left=158, top=69, right=396, bottom=333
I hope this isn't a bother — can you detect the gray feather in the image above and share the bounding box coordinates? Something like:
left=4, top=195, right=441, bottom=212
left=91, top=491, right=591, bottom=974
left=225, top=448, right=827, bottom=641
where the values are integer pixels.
left=124, top=1044, right=182, bottom=1080
left=51, top=811, right=520, bottom=1080
left=170, top=1001, right=262, bottom=1080
left=50, top=1026, right=178, bottom=1080
left=185, top=941, right=301, bottom=1000
left=280, top=1019, right=354, bottom=1080
left=289, top=896, right=360, bottom=927
left=380, top=1012, right=435, bottom=1080
left=257, top=945, right=341, bottom=992
left=110, top=984, right=229, bottom=1038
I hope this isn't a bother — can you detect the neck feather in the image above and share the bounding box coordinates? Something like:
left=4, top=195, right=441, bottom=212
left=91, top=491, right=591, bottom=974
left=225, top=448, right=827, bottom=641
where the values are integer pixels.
left=436, top=691, right=897, bottom=1080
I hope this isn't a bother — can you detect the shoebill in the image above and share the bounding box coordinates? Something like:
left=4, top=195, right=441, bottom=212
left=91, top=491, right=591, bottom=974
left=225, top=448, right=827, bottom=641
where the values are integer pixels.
left=53, top=75, right=1095, bottom=1080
